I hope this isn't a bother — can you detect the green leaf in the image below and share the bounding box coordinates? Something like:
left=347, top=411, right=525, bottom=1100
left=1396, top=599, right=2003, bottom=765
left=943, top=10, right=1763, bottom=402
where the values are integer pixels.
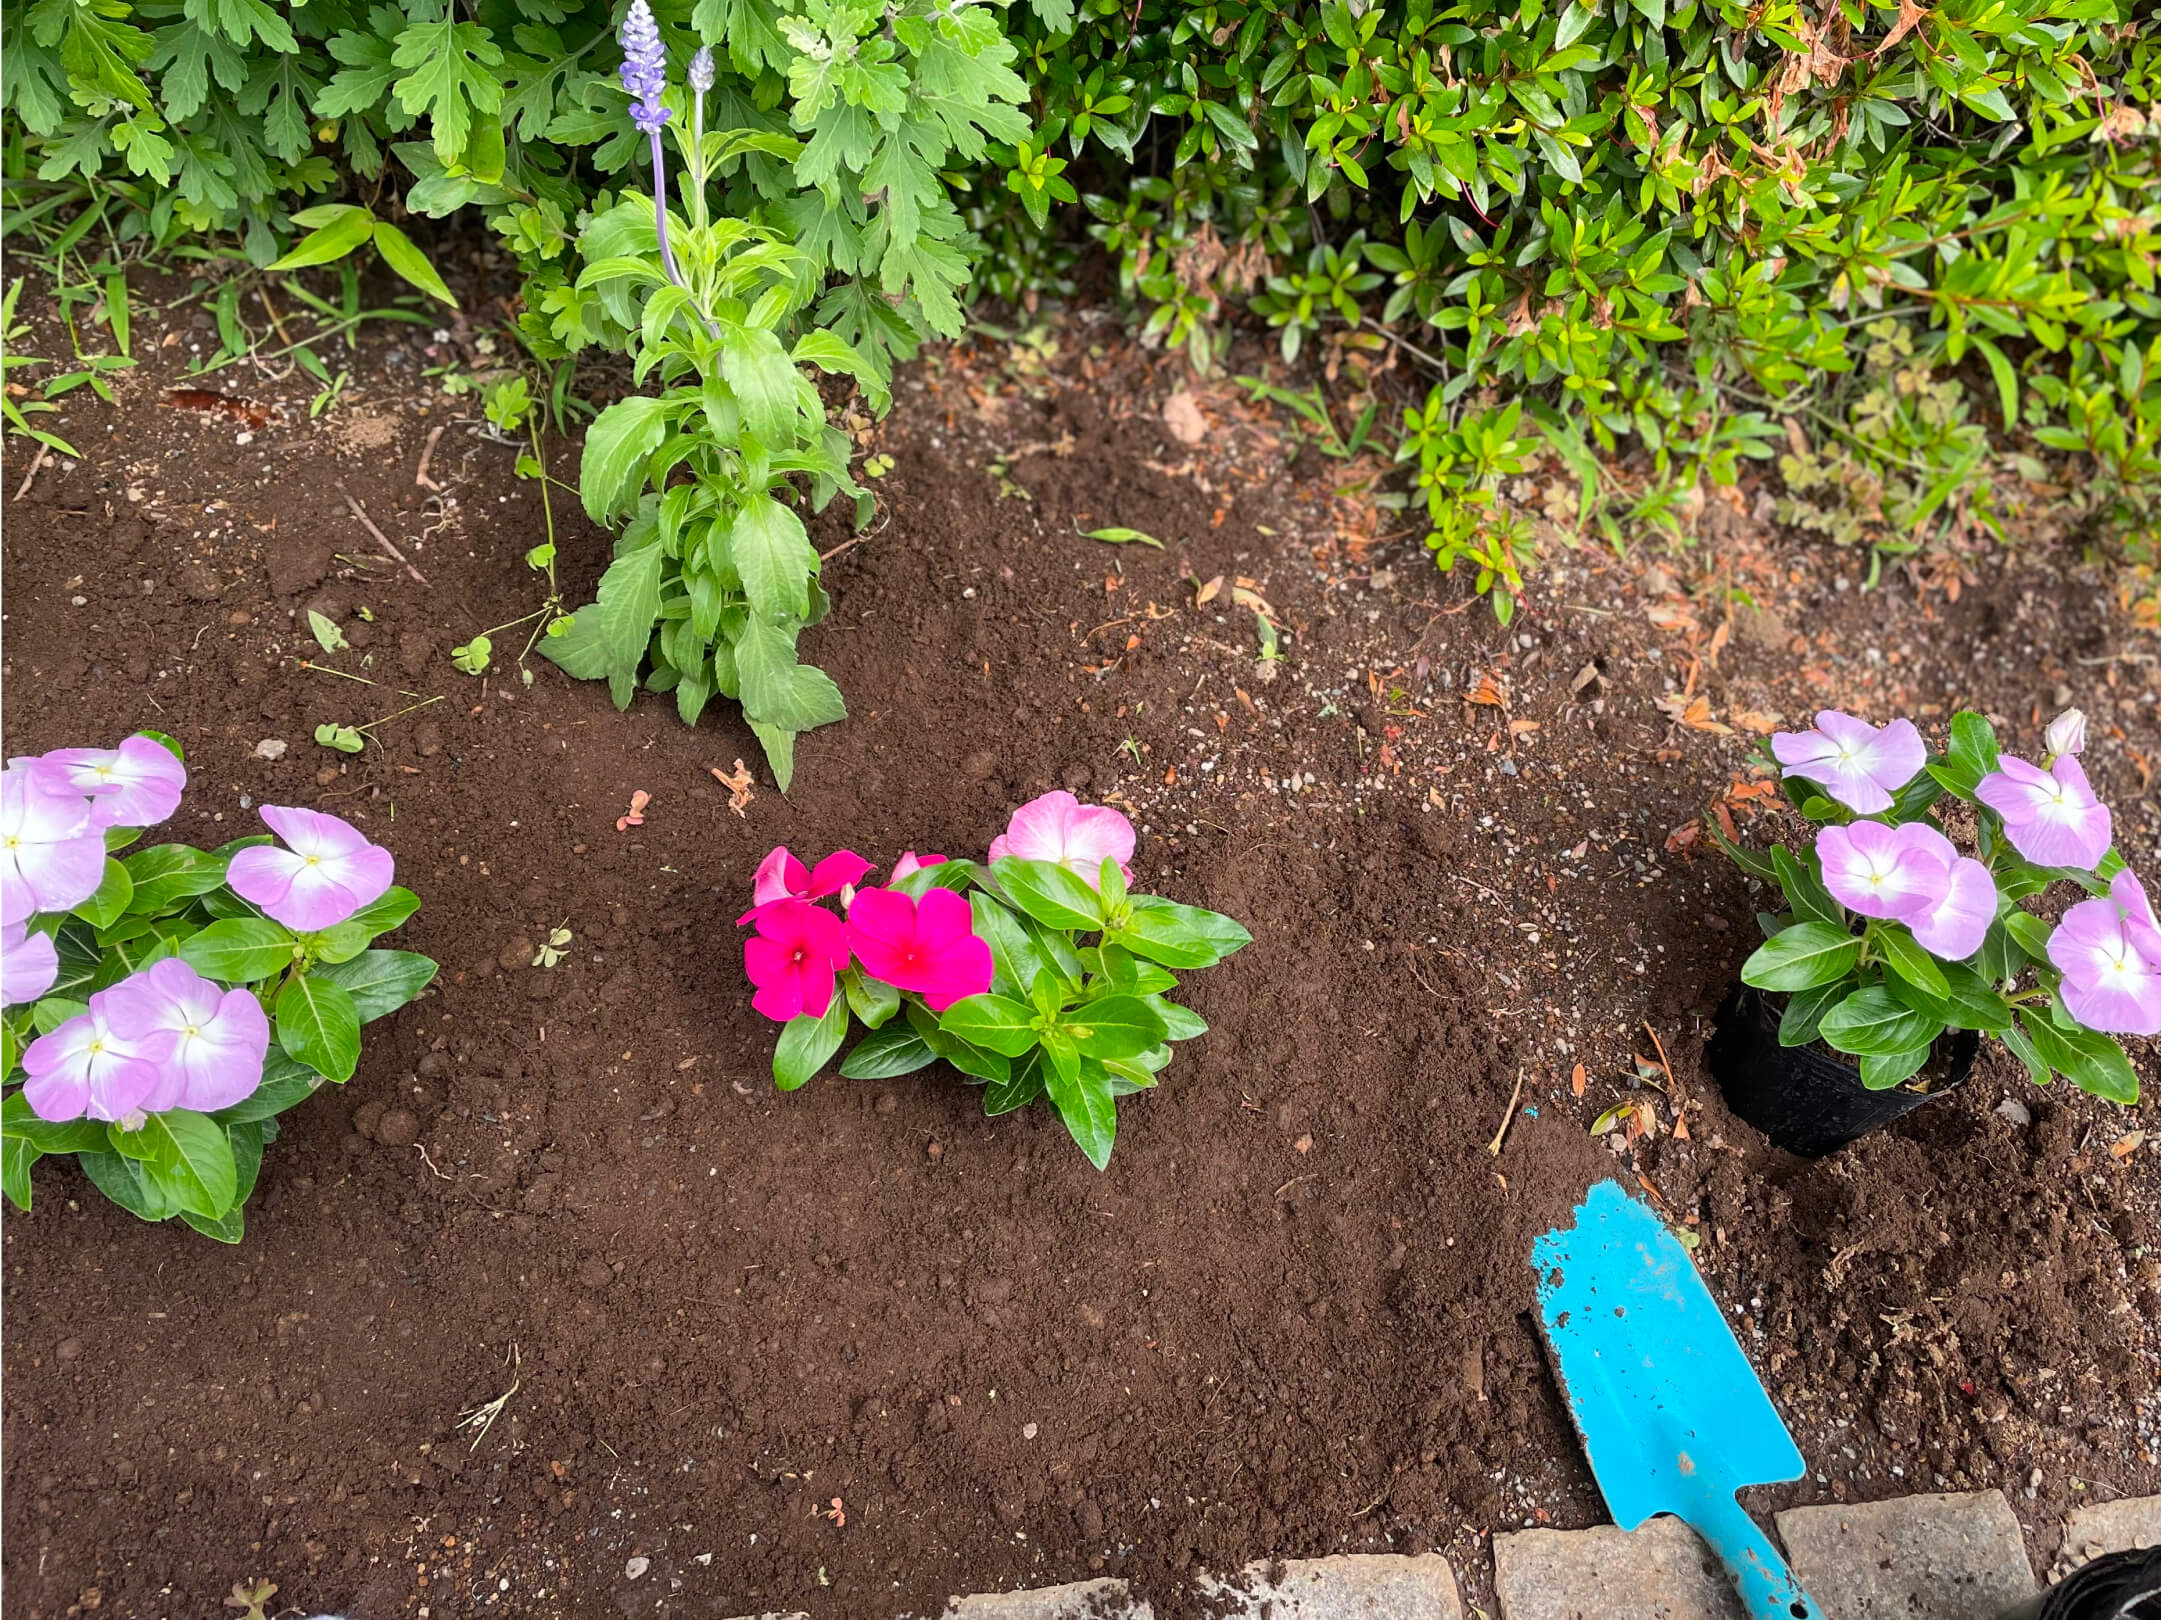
left=1042, top=1039, right=1115, bottom=1170
left=1739, top=920, right=1861, bottom=992
left=121, top=1108, right=238, bottom=1218
left=1080, top=526, right=1164, bottom=548
left=2, top=1137, right=36, bottom=1211
left=1776, top=980, right=1844, bottom=1047
left=79, top=1149, right=176, bottom=1221
left=2004, top=910, right=2055, bottom=960
left=179, top=917, right=298, bottom=983
left=269, top=202, right=374, bottom=270
left=1874, top=923, right=1949, bottom=999
left=1858, top=1045, right=1931, bottom=1091
left=1818, top=986, right=1942, bottom=1058
left=307, top=608, right=350, bottom=652
left=275, top=975, right=362, bottom=1082
left=990, top=857, right=1105, bottom=932
left=983, top=1048, right=1047, bottom=1116
left=549, top=543, right=665, bottom=703
left=389, top=15, right=504, bottom=166
left=577, top=394, right=673, bottom=523
left=1936, top=711, right=2000, bottom=797
left=122, top=844, right=227, bottom=912
left=183, top=1204, right=246, bottom=1242
left=838, top=1023, right=937, bottom=1079
left=2021, top=1014, right=2139, bottom=1105
left=213, top=1052, right=323, bottom=1124
left=735, top=621, right=848, bottom=733
left=938, top=993, right=1041, bottom=1057
left=74, top=858, right=134, bottom=928
left=843, top=969, right=902, bottom=1030
left=316, top=949, right=437, bottom=1021
left=1771, top=846, right=1841, bottom=927
left=344, top=886, right=422, bottom=937
left=719, top=320, right=803, bottom=445
left=315, top=723, right=364, bottom=754
left=775, top=993, right=848, bottom=1091
left=1112, top=896, right=1252, bottom=969
left=729, top=493, right=816, bottom=621
left=371, top=221, right=458, bottom=307
left=1064, top=993, right=1169, bottom=1059
left=904, top=1002, right=1010, bottom=1085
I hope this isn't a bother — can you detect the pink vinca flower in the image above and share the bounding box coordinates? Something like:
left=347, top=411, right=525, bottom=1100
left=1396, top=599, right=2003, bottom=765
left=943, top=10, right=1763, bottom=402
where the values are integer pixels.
left=226, top=806, right=395, bottom=932
left=1887, top=823, right=1996, bottom=960
left=2, top=920, right=60, bottom=1007
left=35, top=735, right=186, bottom=828
left=846, top=887, right=993, bottom=1012
left=20, top=993, right=161, bottom=1123
left=737, top=846, right=875, bottom=924
left=743, top=898, right=851, bottom=1022
left=2048, top=871, right=2161, bottom=1036
left=890, top=851, right=947, bottom=883
left=1975, top=754, right=2112, bottom=871
left=0, top=761, right=107, bottom=927
left=987, top=791, right=1135, bottom=890
left=1770, top=711, right=1926, bottom=815
left=102, top=958, right=270, bottom=1113
left=1815, top=821, right=1950, bottom=921
left=2044, top=708, right=2086, bottom=760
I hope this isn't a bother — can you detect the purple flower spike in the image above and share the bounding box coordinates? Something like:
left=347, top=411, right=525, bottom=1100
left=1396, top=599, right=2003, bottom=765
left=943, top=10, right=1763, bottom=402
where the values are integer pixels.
left=618, top=0, right=672, bottom=133
left=21, top=993, right=161, bottom=1123
left=1975, top=753, right=2112, bottom=871
left=38, top=735, right=187, bottom=829
left=1815, top=821, right=1948, bottom=921
left=226, top=805, right=395, bottom=932
left=2, top=919, right=59, bottom=1007
left=103, top=959, right=270, bottom=1114
left=1, top=761, right=107, bottom=927
left=1889, top=823, right=1995, bottom=960
left=2049, top=872, right=2161, bottom=1036
left=1770, top=710, right=1925, bottom=815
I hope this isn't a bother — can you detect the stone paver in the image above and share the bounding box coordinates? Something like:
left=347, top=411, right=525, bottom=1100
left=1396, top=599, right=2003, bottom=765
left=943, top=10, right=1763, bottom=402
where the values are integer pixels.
left=1775, top=1490, right=2034, bottom=1620
left=1494, top=1519, right=1744, bottom=1620
left=944, top=1578, right=1151, bottom=1619
left=2057, top=1494, right=2161, bottom=1575
left=1206, top=1553, right=1464, bottom=1618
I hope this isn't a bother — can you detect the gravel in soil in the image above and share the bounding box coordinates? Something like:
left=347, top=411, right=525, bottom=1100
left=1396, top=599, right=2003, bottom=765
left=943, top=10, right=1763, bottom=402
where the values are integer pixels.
left=1, top=290, right=2155, bottom=1620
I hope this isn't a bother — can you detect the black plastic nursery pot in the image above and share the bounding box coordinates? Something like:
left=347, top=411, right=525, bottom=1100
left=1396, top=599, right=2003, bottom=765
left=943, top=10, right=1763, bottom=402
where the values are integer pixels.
left=1705, top=984, right=1980, bottom=1158
left=1995, top=1545, right=2161, bottom=1620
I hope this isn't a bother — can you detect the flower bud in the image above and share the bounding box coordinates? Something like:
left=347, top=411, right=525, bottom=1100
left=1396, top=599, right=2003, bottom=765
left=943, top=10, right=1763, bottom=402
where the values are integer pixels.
left=688, top=45, right=716, bottom=92
left=2045, top=707, right=2086, bottom=759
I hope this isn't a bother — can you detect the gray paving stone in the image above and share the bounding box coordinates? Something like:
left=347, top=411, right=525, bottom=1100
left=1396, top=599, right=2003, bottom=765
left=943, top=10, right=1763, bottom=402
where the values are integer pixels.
left=1775, top=1490, right=2034, bottom=1620
left=2059, top=1494, right=2161, bottom=1574
left=1205, top=1553, right=1465, bottom=1618
left=944, top=1577, right=1151, bottom=1619
left=1494, top=1519, right=1746, bottom=1620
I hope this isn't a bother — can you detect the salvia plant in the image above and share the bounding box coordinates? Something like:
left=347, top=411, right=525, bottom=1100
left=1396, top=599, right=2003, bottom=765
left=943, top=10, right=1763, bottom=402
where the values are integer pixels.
left=1, top=737, right=437, bottom=1240
left=736, top=792, right=1251, bottom=1167
left=1719, top=706, right=2147, bottom=1104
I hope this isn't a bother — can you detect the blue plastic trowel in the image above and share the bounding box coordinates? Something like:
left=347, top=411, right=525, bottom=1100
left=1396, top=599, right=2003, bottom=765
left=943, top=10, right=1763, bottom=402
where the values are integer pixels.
left=1531, top=1179, right=1822, bottom=1620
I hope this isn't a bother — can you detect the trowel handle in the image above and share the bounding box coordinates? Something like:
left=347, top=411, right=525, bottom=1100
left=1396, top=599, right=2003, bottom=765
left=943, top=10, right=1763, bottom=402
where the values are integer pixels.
left=1690, top=1491, right=1821, bottom=1620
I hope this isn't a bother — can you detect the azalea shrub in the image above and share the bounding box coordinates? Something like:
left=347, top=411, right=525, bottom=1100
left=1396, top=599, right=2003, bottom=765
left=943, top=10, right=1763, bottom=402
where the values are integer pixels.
left=1, top=736, right=437, bottom=1241
left=1718, top=707, right=2146, bottom=1104
left=736, top=793, right=1250, bottom=1168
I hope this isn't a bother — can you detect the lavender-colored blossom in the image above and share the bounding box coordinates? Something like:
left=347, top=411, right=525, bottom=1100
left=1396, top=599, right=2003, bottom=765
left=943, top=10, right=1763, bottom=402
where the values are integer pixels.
left=35, top=735, right=187, bottom=829
left=2044, top=707, right=2087, bottom=760
left=688, top=45, right=716, bottom=92
left=1770, top=710, right=1926, bottom=815
left=1975, top=753, right=2113, bottom=870
left=1, top=761, right=107, bottom=927
left=2049, top=872, right=2161, bottom=1036
left=1815, top=821, right=1948, bottom=921
left=1888, top=823, right=1995, bottom=960
left=618, top=0, right=672, bottom=131
left=1, top=919, right=59, bottom=1007
left=102, top=958, right=270, bottom=1114
left=20, top=993, right=161, bottom=1123
left=226, top=805, right=395, bottom=932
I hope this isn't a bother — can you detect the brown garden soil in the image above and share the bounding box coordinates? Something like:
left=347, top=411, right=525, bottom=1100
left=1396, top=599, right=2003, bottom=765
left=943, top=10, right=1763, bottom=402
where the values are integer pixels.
left=2, top=273, right=2157, bottom=1620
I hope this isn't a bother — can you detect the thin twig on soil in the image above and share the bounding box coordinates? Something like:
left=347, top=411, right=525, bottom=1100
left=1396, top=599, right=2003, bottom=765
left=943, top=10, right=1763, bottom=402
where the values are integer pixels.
left=1487, top=1071, right=1526, bottom=1156
left=456, top=1344, right=521, bottom=1451
left=415, top=424, right=446, bottom=492
left=13, top=442, right=52, bottom=501
left=1272, top=1173, right=1317, bottom=1199
left=337, top=483, right=428, bottom=584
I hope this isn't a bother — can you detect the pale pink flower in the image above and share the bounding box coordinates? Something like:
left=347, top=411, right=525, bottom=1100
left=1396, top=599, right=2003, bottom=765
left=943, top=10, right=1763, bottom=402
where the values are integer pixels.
left=890, top=851, right=947, bottom=884
left=2049, top=871, right=2161, bottom=1036
left=737, top=847, right=874, bottom=924
left=1815, top=821, right=1949, bottom=921
left=101, top=958, right=270, bottom=1113
left=2, top=920, right=59, bottom=1007
left=1888, top=823, right=1996, bottom=960
left=225, top=805, right=395, bottom=932
left=1770, top=711, right=1926, bottom=814
left=1, top=761, right=107, bottom=927
left=1975, top=754, right=2112, bottom=870
left=34, top=735, right=186, bottom=828
left=20, top=993, right=161, bottom=1123
left=986, top=791, right=1135, bottom=889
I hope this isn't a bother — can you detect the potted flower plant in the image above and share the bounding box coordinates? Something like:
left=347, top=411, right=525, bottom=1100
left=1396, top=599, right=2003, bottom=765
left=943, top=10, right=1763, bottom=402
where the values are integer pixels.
left=735, top=792, right=1250, bottom=1168
left=1711, top=707, right=2148, bottom=1155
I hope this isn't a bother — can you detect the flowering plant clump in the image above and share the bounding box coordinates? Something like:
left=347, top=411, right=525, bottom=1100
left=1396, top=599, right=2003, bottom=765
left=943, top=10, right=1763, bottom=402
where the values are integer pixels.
left=736, top=793, right=1250, bottom=1168
left=1, top=735, right=437, bottom=1241
left=1720, top=707, right=2148, bottom=1103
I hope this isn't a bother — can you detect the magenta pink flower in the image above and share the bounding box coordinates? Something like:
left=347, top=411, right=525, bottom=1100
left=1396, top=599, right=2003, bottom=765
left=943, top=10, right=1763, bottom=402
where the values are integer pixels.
left=890, top=851, right=947, bottom=883
left=1888, top=823, right=1996, bottom=960
left=987, top=791, right=1135, bottom=889
left=36, top=736, right=186, bottom=829
left=737, top=846, right=875, bottom=924
left=846, top=887, right=993, bottom=1012
left=101, top=958, right=270, bottom=1113
left=2, top=920, right=59, bottom=1007
left=1975, top=754, right=2112, bottom=870
left=20, top=993, right=161, bottom=1123
left=1815, top=821, right=1949, bottom=921
left=2049, top=871, right=2161, bottom=1036
left=226, top=806, right=395, bottom=932
left=1, top=761, right=107, bottom=927
left=1770, top=711, right=1926, bottom=815
left=743, top=898, right=850, bottom=1022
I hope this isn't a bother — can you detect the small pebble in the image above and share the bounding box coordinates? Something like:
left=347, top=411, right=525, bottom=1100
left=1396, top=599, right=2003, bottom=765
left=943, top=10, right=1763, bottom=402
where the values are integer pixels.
left=254, top=739, right=287, bottom=760
left=1022, top=1422, right=1038, bottom=1440
left=927, top=1141, right=944, bottom=1161
left=624, top=1556, right=649, bottom=1580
